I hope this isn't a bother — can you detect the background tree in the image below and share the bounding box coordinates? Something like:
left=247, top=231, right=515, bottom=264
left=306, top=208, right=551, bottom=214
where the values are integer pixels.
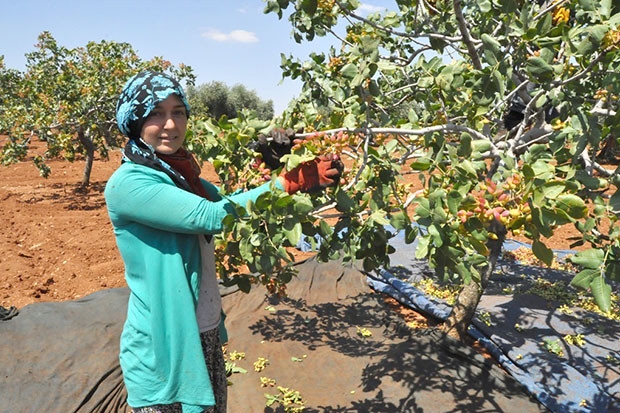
left=229, top=83, right=275, bottom=120
left=185, top=0, right=620, bottom=342
left=186, top=81, right=274, bottom=120
left=0, top=57, right=25, bottom=161
left=0, top=31, right=195, bottom=187
left=0, top=57, right=23, bottom=134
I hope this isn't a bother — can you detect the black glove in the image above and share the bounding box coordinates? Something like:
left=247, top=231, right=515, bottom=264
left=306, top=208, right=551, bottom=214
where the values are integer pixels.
left=249, top=128, right=297, bottom=170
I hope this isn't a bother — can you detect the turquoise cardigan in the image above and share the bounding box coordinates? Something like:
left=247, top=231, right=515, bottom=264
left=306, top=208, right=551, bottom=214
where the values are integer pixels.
left=104, top=161, right=279, bottom=412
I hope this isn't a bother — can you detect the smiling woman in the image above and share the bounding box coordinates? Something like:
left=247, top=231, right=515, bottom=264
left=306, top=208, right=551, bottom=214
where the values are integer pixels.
left=104, top=70, right=343, bottom=413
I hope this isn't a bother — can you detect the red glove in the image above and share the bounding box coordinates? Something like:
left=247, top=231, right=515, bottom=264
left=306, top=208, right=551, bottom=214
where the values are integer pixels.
left=281, top=155, right=343, bottom=194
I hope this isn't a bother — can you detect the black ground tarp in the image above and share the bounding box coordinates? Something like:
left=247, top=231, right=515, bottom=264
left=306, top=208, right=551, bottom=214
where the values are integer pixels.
left=0, top=257, right=547, bottom=412
left=224, top=258, right=546, bottom=412
left=0, top=287, right=131, bottom=412
left=370, top=234, right=620, bottom=413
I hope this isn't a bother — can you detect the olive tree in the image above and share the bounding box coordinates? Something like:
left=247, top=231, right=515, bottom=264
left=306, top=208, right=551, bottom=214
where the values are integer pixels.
left=186, top=81, right=275, bottom=120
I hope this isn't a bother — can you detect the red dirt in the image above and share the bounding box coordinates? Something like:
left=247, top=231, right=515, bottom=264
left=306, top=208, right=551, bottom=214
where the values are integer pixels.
left=0, top=138, right=583, bottom=310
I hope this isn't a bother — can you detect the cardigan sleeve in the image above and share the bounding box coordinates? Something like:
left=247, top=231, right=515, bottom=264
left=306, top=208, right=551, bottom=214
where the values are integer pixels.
left=105, top=163, right=281, bottom=235
left=200, top=179, right=223, bottom=201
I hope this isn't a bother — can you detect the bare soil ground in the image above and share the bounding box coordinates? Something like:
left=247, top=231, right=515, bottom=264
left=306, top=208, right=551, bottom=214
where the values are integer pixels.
left=0, top=137, right=582, bottom=310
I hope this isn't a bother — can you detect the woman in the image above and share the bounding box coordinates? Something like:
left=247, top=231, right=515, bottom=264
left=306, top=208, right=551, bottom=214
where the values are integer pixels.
left=105, top=71, right=341, bottom=413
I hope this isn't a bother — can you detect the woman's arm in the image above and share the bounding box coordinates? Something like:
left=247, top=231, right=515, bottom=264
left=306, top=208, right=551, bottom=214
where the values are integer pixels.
left=105, top=165, right=280, bottom=235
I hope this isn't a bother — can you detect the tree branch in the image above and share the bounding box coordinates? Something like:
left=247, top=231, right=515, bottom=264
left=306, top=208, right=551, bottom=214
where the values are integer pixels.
left=452, top=0, right=482, bottom=70
left=334, top=1, right=463, bottom=42
left=534, top=0, right=571, bottom=20
left=297, top=124, right=490, bottom=141
left=554, top=46, right=615, bottom=87
left=512, top=88, right=547, bottom=143
left=579, top=150, right=615, bottom=177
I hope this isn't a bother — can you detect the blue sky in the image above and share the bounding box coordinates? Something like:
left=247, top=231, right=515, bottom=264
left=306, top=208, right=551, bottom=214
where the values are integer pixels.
left=1, top=0, right=390, bottom=114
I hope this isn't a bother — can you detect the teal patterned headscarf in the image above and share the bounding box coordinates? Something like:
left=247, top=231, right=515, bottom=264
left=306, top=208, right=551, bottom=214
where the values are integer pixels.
left=116, top=71, right=191, bottom=138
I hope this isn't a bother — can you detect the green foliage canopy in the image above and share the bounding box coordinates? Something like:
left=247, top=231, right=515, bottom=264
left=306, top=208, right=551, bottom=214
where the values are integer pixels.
left=186, top=0, right=620, bottom=323
left=259, top=0, right=620, bottom=316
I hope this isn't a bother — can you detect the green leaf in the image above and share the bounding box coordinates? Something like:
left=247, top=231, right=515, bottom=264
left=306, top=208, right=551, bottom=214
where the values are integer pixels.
left=540, top=181, right=565, bottom=199
left=455, top=159, right=478, bottom=178
left=415, top=197, right=431, bottom=219
left=606, top=260, right=620, bottom=281
left=532, top=240, right=554, bottom=266
left=537, top=12, right=552, bottom=35
left=432, top=203, right=447, bottom=224
left=530, top=159, right=555, bottom=181
left=480, top=33, right=501, bottom=64
left=301, top=0, right=317, bottom=15
left=526, top=56, right=553, bottom=81
left=428, top=224, right=443, bottom=247
left=404, top=224, right=417, bottom=244
left=410, top=157, right=433, bottom=171
left=570, top=248, right=604, bottom=269
left=368, top=210, right=389, bottom=226
left=249, top=233, right=263, bottom=247
left=319, top=219, right=333, bottom=237
left=415, top=236, right=430, bottom=259
left=578, top=0, right=596, bottom=11
left=575, top=169, right=606, bottom=190
left=343, top=113, right=357, bottom=129
left=259, top=253, right=276, bottom=273
left=571, top=268, right=597, bottom=290
left=239, top=239, right=255, bottom=262
left=478, top=0, right=492, bottom=13
left=471, top=139, right=491, bottom=153
left=340, top=63, right=358, bottom=79
left=575, top=24, right=608, bottom=54
left=293, top=196, right=314, bottom=215
left=369, top=79, right=380, bottom=96
left=277, top=246, right=292, bottom=261
left=609, top=189, right=620, bottom=214
left=522, top=164, right=535, bottom=180
left=335, top=189, right=356, bottom=212
left=600, top=0, right=611, bottom=18
left=285, top=222, right=302, bottom=246
left=389, top=211, right=410, bottom=230
left=457, top=134, right=472, bottom=157
left=447, top=191, right=462, bottom=215
left=469, top=236, right=488, bottom=255
left=590, top=276, right=612, bottom=313
left=556, top=194, right=587, bottom=219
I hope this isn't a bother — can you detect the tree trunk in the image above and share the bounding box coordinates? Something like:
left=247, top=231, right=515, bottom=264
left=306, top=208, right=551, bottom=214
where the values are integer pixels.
left=441, top=220, right=507, bottom=341
left=78, top=129, right=95, bottom=188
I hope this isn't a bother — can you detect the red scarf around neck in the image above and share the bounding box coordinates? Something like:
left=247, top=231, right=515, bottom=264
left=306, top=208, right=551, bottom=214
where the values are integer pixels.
left=157, top=148, right=211, bottom=200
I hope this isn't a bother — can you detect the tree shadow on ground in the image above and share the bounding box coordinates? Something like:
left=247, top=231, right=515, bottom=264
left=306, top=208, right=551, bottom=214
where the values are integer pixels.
left=248, top=283, right=545, bottom=412
left=373, top=256, right=620, bottom=412
left=6, top=180, right=107, bottom=210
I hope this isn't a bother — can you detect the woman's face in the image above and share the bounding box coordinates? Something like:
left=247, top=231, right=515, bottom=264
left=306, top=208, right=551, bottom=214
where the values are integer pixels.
left=141, top=94, right=188, bottom=155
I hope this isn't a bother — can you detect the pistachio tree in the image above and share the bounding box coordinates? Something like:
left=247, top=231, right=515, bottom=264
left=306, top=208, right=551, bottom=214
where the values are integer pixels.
left=186, top=0, right=620, bottom=341
left=0, top=57, right=26, bottom=163
left=1, top=31, right=195, bottom=187
left=267, top=0, right=620, bottom=340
